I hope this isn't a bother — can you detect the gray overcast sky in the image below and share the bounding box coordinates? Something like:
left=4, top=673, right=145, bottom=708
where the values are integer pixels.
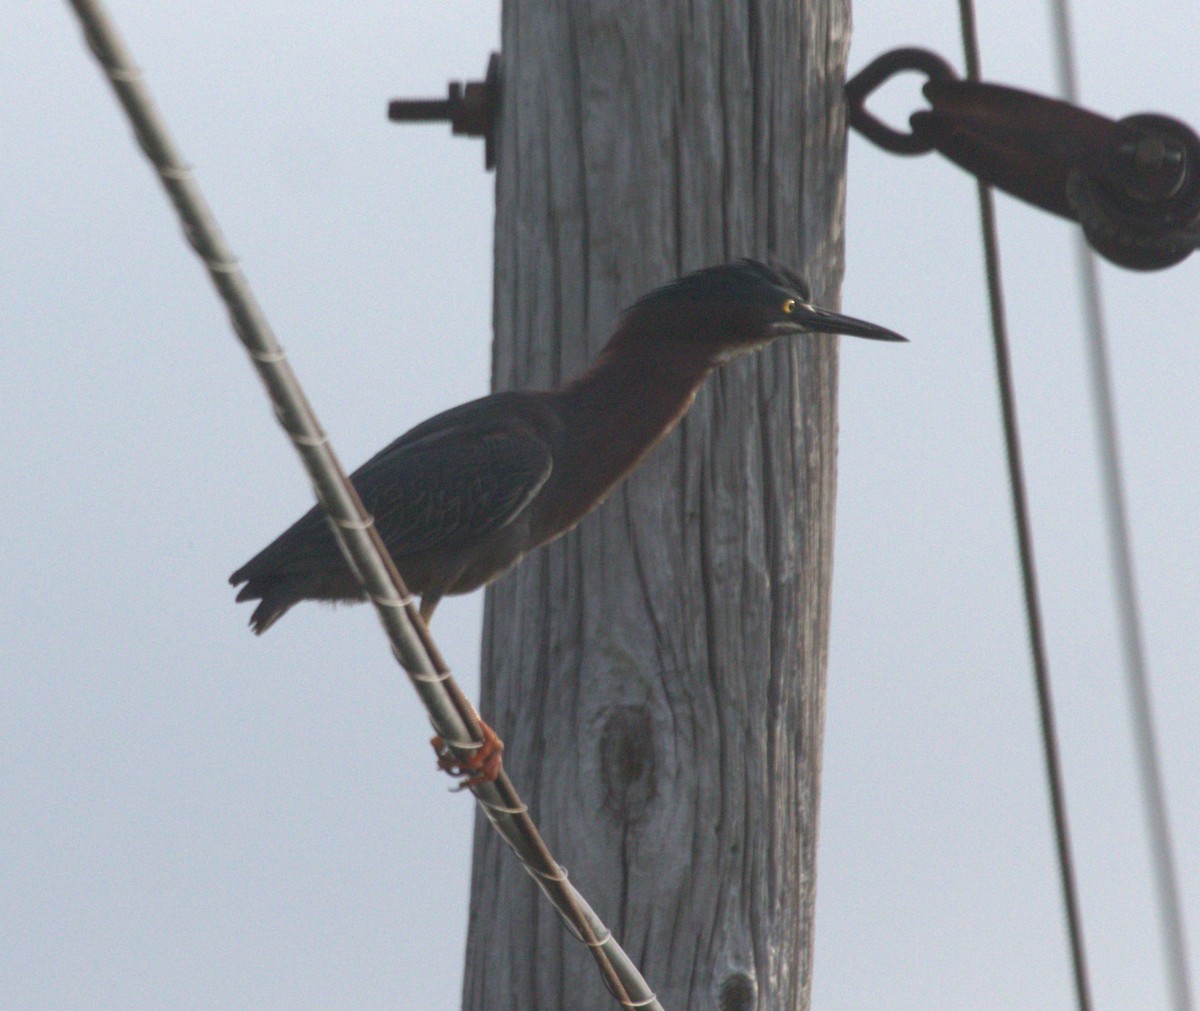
left=3, top=3, right=1198, bottom=1009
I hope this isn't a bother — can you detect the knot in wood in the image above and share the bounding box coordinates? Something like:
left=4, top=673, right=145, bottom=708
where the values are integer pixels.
left=717, top=971, right=757, bottom=1011
left=598, top=704, right=656, bottom=823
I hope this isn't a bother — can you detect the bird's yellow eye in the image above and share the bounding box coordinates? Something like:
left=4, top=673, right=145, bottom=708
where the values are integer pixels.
left=782, top=298, right=796, bottom=315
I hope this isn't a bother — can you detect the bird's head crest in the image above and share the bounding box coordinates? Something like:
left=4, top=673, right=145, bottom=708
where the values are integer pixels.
left=627, top=259, right=906, bottom=348
left=632, top=259, right=810, bottom=312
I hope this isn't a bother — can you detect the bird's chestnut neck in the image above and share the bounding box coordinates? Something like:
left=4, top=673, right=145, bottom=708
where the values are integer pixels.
left=601, top=297, right=776, bottom=369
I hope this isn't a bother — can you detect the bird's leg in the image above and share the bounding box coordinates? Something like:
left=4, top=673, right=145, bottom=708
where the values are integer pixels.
left=418, top=594, right=440, bottom=624
left=431, top=718, right=504, bottom=789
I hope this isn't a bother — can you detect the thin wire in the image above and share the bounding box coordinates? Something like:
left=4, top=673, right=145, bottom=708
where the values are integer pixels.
left=956, top=4, right=1093, bottom=1009
left=62, top=3, right=656, bottom=1007
left=1046, top=3, right=1194, bottom=1007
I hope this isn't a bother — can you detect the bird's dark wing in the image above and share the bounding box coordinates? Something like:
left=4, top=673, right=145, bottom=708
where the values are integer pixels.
left=229, top=395, right=554, bottom=618
left=354, top=417, right=553, bottom=557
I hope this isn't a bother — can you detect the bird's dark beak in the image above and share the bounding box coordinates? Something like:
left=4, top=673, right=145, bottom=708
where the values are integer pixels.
left=780, top=303, right=908, bottom=342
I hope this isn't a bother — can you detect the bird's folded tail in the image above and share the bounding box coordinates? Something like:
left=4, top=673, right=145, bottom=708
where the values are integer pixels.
left=230, top=573, right=302, bottom=635
left=229, top=505, right=359, bottom=634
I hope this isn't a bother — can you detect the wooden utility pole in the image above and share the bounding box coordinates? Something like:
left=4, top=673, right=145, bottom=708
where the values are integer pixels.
left=465, top=4, right=850, bottom=1007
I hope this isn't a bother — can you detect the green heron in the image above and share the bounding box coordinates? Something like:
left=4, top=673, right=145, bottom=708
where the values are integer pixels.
left=231, top=259, right=904, bottom=780
left=232, top=258, right=904, bottom=629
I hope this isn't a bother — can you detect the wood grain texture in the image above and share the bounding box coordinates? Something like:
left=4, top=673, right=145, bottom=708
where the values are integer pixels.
left=465, top=3, right=851, bottom=1007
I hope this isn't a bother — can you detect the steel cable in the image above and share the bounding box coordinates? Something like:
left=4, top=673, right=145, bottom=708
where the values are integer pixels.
left=957, top=3, right=1094, bottom=1008
left=1046, top=3, right=1194, bottom=1007
left=62, top=2, right=658, bottom=1006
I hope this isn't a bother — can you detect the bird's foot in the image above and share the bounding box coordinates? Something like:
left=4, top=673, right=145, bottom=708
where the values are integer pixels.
left=431, top=719, right=504, bottom=790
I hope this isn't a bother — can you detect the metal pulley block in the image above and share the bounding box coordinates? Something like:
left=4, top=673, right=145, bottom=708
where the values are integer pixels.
left=846, top=48, right=1200, bottom=270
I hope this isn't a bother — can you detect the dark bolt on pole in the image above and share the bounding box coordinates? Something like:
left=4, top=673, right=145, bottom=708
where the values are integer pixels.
left=388, top=52, right=499, bottom=169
